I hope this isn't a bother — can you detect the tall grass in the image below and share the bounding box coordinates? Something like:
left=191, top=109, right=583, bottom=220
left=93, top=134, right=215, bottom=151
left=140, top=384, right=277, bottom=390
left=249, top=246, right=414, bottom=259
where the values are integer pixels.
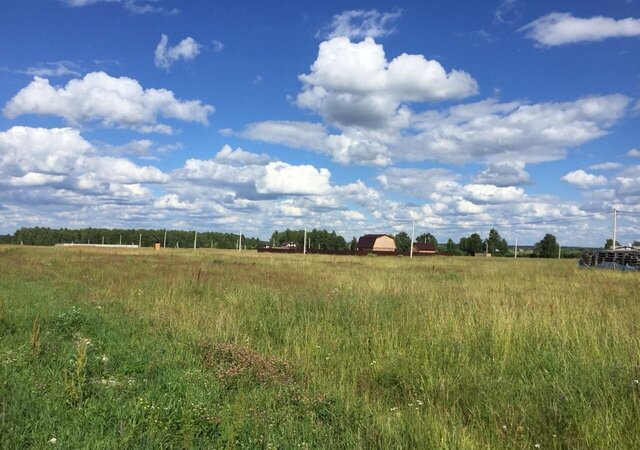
left=0, top=245, right=639, bottom=448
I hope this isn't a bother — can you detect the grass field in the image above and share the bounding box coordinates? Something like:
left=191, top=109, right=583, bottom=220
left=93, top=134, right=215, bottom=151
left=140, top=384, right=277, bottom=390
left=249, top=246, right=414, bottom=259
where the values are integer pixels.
left=1, top=246, right=639, bottom=449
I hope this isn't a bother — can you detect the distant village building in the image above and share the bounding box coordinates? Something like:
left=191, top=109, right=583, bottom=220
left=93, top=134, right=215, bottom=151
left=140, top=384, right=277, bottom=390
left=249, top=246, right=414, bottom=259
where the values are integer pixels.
left=357, top=234, right=396, bottom=252
left=282, top=241, right=297, bottom=249
left=413, top=242, right=437, bottom=254
left=474, top=252, right=492, bottom=257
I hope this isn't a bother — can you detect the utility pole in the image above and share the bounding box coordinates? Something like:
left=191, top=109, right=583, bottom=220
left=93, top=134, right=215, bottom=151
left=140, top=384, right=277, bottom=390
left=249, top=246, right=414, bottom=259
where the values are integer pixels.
left=238, top=230, right=242, bottom=252
left=193, top=231, right=197, bottom=250
left=163, top=230, right=167, bottom=248
left=612, top=207, right=617, bottom=250
left=303, top=227, right=307, bottom=255
left=119, top=235, right=122, bottom=245
left=485, top=241, right=489, bottom=255
left=410, top=220, right=415, bottom=258
left=138, top=233, right=142, bottom=248
left=102, top=236, right=104, bottom=245
left=558, top=243, right=561, bottom=259
left=514, top=236, right=518, bottom=259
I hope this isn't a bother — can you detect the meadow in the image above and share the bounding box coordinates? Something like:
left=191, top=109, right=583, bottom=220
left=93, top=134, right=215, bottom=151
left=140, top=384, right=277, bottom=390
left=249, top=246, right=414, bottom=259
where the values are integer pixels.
left=1, top=245, right=639, bottom=449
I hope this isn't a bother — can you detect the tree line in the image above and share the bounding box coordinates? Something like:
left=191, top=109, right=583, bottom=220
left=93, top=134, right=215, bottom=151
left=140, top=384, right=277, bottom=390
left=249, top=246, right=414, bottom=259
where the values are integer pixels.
left=395, top=229, right=591, bottom=258
left=2, top=226, right=626, bottom=257
left=269, top=229, right=349, bottom=250
left=0, top=227, right=263, bottom=249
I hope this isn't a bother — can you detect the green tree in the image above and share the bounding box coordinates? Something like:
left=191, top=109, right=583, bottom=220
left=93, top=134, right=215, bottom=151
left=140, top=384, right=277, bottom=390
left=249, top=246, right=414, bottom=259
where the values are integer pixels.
left=445, top=238, right=457, bottom=255
left=604, top=239, right=620, bottom=249
left=485, top=228, right=508, bottom=255
left=395, top=232, right=411, bottom=253
left=416, top=233, right=438, bottom=246
left=460, top=233, right=483, bottom=255
left=349, top=236, right=358, bottom=251
left=534, top=233, right=559, bottom=258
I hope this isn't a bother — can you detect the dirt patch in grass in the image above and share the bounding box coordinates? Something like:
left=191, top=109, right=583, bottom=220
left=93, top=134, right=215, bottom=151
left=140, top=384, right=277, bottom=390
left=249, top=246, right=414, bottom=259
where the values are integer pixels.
left=198, top=341, right=295, bottom=388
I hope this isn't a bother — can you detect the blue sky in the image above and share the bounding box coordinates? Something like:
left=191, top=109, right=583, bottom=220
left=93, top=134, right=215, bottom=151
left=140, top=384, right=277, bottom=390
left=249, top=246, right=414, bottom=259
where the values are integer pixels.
left=1, top=0, right=639, bottom=246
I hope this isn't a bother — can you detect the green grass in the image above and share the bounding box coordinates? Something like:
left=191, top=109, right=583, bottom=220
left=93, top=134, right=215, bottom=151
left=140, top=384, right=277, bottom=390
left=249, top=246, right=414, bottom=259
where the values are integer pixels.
left=1, top=245, right=639, bottom=448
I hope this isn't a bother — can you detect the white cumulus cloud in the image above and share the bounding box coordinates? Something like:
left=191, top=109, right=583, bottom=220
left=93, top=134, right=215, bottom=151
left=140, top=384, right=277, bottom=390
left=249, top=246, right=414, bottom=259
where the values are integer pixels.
left=521, top=12, right=640, bottom=46
left=154, top=35, right=202, bottom=71
left=213, top=145, right=270, bottom=166
left=4, top=72, right=214, bottom=133
left=256, top=162, right=331, bottom=196
left=561, top=169, right=607, bottom=188
left=463, top=184, right=525, bottom=204
left=297, top=37, right=478, bottom=129
left=0, top=126, right=91, bottom=177
left=0, top=126, right=168, bottom=199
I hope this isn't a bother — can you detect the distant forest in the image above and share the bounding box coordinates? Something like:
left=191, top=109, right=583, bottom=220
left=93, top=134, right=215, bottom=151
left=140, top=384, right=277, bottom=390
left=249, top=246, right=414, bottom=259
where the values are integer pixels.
left=0, top=227, right=263, bottom=249
left=0, top=226, right=603, bottom=258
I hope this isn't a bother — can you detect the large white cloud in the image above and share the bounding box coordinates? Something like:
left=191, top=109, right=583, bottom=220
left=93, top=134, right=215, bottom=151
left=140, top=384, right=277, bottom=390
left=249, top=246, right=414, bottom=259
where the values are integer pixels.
left=243, top=35, right=630, bottom=167
left=0, top=126, right=167, bottom=197
left=463, top=184, right=525, bottom=204
left=0, top=126, right=91, bottom=177
left=521, top=12, right=640, bottom=46
left=154, top=35, right=202, bottom=71
left=406, top=95, right=629, bottom=164
left=247, top=95, right=629, bottom=166
left=4, top=72, right=214, bottom=133
left=256, top=162, right=331, bottom=195
left=174, top=148, right=332, bottom=198
left=561, top=170, right=607, bottom=188
left=297, top=37, right=478, bottom=129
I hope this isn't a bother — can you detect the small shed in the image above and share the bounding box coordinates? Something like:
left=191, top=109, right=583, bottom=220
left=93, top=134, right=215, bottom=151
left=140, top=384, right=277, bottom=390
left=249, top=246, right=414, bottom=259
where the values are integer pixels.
left=413, top=242, right=437, bottom=254
left=357, top=234, right=396, bottom=252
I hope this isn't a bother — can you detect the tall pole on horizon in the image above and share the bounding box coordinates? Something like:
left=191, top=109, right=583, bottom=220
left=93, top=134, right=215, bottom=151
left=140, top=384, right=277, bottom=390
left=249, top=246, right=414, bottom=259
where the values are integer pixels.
left=303, top=227, right=307, bottom=255
left=163, top=230, right=167, bottom=248
left=514, top=236, right=518, bottom=259
left=612, top=207, right=617, bottom=250
left=410, top=220, right=415, bottom=258
left=193, top=230, right=197, bottom=250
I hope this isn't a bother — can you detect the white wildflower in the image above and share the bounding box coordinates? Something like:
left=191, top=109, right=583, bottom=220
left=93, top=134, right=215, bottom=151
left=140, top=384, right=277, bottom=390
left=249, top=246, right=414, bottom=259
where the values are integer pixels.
left=48, top=437, right=57, bottom=444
